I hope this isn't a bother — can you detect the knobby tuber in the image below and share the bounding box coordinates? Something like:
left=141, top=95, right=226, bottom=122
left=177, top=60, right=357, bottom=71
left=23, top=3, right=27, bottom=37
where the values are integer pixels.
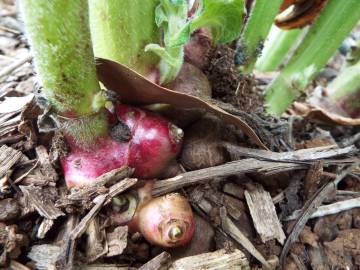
left=62, top=104, right=183, bottom=187
left=111, top=183, right=195, bottom=248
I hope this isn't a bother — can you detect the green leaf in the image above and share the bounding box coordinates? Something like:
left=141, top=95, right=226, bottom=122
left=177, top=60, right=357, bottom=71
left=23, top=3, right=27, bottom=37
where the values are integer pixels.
left=145, top=44, right=178, bottom=66
left=145, top=43, right=183, bottom=84
left=190, top=0, right=245, bottom=44
left=169, top=22, right=191, bottom=47
left=147, top=0, right=245, bottom=84
left=145, top=0, right=188, bottom=83
left=155, top=4, right=168, bottom=26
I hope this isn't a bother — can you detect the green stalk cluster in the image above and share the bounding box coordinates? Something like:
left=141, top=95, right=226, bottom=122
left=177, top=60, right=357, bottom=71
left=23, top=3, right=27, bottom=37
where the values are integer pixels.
left=265, top=0, right=360, bottom=116
left=235, top=0, right=283, bottom=73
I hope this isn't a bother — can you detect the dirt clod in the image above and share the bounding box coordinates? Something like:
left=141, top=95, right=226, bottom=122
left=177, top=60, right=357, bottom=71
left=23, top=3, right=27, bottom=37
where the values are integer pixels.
left=204, top=44, right=264, bottom=113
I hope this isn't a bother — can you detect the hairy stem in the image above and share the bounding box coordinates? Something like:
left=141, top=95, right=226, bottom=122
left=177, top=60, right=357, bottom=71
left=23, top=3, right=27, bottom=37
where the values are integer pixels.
left=89, top=0, right=160, bottom=77
left=265, top=0, right=360, bottom=116
left=20, top=0, right=102, bottom=116
left=235, top=0, right=283, bottom=72
left=255, top=25, right=303, bottom=72
left=20, top=0, right=107, bottom=143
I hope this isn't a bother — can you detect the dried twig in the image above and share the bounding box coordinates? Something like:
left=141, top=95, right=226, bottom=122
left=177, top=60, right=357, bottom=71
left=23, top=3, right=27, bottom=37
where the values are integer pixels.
left=221, top=217, right=270, bottom=269
left=93, top=178, right=138, bottom=205
left=153, top=158, right=306, bottom=196
left=70, top=195, right=106, bottom=241
left=67, top=167, right=132, bottom=201
left=57, top=169, right=135, bottom=210
left=154, top=144, right=358, bottom=196
left=224, top=143, right=357, bottom=162
left=85, top=167, right=133, bottom=188
left=339, top=131, right=360, bottom=147
left=285, top=196, right=360, bottom=221
left=0, top=25, right=20, bottom=34
left=58, top=178, right=137, bottom=211
left=0, top=134, right=24, bottom=145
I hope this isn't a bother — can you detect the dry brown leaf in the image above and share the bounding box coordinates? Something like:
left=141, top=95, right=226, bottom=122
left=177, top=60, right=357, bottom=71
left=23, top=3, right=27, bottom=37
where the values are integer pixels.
left=289, top=102, right=360, bottom=126
left=96, top=58, right=268, bottom=149
left=275, top=0, right=328, bottom=29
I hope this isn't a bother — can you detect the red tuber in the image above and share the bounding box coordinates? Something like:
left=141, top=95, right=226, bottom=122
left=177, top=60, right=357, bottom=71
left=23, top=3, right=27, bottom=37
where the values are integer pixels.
left=61, top=104, right=183, bottom=187
left=111, top=183, right=195, bottom=248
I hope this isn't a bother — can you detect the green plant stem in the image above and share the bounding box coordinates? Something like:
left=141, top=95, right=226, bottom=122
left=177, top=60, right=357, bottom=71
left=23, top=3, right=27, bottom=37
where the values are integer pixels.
left=20, top=0, right=102, bottom=116
left=145, top=0, right=188, bottom=84
left=235, top=0, right=283, bottom=73
left=255, top=25, right=303, bottom=72
left=265, top=0, right=360, bottom=116
left=327, top=61, right=360, bottom=117
left=20, top=0, right=107, bottom=143
left=89, top=0, right=160, bottom=77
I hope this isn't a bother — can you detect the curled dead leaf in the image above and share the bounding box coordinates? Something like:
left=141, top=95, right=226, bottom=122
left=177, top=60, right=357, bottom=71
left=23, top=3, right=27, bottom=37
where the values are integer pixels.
left=289, top=102, right=360, bottom=125
left=275, top=0, right=328, bottom=29
left=96, top=58, right=268, bottom=149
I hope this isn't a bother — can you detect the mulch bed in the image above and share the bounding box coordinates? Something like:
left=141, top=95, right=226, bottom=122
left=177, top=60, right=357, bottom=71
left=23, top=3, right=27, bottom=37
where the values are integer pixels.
left=0, top=1, right=360, bottom=269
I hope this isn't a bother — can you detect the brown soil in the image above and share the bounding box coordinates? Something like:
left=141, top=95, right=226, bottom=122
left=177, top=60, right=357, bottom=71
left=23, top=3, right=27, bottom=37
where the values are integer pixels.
left=204, top=44, right=264, bottom=113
